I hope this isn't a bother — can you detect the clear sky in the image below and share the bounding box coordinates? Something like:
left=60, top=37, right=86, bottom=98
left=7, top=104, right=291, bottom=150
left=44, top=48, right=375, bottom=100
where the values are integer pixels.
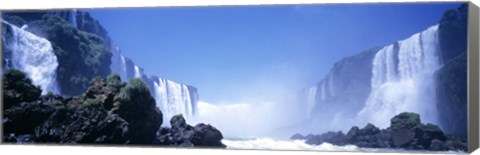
left=87, top=2, right=463, bottom=103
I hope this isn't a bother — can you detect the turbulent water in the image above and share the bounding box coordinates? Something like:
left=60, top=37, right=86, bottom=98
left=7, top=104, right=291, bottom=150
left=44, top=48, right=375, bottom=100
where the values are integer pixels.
left=2, top=22, right=60, bottom=94
left=222, top=138, right=361, bottom=151
left=357, top=25, right=442, bottom=128
left=222, top=138, right=463, bottom=153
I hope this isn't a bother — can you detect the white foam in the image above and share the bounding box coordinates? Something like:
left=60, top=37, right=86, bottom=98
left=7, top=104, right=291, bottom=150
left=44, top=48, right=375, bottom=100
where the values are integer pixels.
left=3, top=22, right=60, bottom=94
left=357, top=25, right=442, bottom=128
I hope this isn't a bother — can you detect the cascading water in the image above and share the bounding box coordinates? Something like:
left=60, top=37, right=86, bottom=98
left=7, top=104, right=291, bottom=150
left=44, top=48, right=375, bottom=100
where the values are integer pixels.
left=108, top=44, right=198, bottom=124
left=109, top=46, right=129, bottom=81
left=134, top=65, right=142, bottom=78
left=70, top=9, right=77, bottom=28
left=357, top=25, right=442, bottom=128
left=2, top=22, right=60, bottom=94
left=328, top=73, right=335, bottom=97
left=320, top=81, right=326, bottom=101
left=306, top=86, right=317, bottom=116
left=153, top=78, right=195, bottom=125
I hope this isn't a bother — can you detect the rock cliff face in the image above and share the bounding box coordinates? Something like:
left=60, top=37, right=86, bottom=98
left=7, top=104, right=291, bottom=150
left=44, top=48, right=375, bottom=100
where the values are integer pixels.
left=435, top=4, right=468, bottom=136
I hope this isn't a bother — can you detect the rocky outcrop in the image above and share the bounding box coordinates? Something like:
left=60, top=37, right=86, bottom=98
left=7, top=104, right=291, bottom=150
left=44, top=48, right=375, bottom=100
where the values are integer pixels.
left=3, top=69, right=223, bottom=148
left=111, top=78, right=163, bottom=144
left=154, top=114, right=226, bottom=148
left=291, top=112, right=466, bottom=151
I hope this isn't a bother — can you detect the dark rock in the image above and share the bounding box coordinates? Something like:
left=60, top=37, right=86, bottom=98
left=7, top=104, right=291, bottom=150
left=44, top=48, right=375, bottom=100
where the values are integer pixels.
left=4, top=102, right=56, bottom=135
left=444, top=135, right=468, bottom=151
left=391, top=128, right=416, bottom=148
left=4, top=133, right=17, bottom=143
left=296, top=112, right=465, bottom=151
left=171, top=125, right=195, bottom=143
left=171, top=114, right=187, bottom=129
left=192, top=123, right=226, bottom=148
left=389, top=112, right=420, bottom=148
left=154, top=115, right=226, bottom=148
left=346, top=126, right=360, bottom=140
left=305, top=131, right=348, bottom=146
left=430, top=139, right=446, bottom=151
left=390, top=112, right=421, bottom=130
left=412, top=123, right=447, bottom=149
left=290, top=133, right=305, bottom=140
left=16, top=134, right=35, bottom=144
left=345, top=124, right=390, bottom=148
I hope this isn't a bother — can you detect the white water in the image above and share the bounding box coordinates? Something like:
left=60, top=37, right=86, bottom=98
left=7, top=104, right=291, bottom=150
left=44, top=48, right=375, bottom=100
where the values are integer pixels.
left=222, top=138, right=464, bottom=153
left=153, top=78, right=195, bottom=125
left=3, top=22, right=60, bottom=94
left=223, top=138, right=361, bottom=151
left=109, top=46, right=129, bottom=81
left=357, top=25, right=442, bottom=128
left=320, top=81, right=326, bottom=100
left=306, top=86, right=317, bottom=116
left=108, top=45, right=197, bottom=124
left=134, top=65, right=142, bottom=78
left=328, top=73, right=335, bottom=97
left=70, top=9, right=77, bottom=28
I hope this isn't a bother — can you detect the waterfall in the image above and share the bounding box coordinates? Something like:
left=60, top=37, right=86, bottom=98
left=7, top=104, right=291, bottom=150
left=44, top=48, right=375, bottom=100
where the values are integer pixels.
left=320, top=81, right=326, bottom=101
left=109, top=45, right=129, bottom=81
left=328, top=73, right=335, bottom=97
left=2, top=22, right=60, bottom=94
left=108, top=44, right=198, bottom=124
left=306, top=86, right=317, bottom=116
left=70, top=9, right=77, bottom=28
left=357, top=25, right=442, bottom=128
left=134, top=65, right=142, bottom=78
left=153, top=78, right=195, bottom=125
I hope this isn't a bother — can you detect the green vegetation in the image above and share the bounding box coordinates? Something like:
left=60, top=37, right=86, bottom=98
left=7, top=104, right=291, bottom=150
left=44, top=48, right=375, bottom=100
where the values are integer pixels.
left=107, top=74, right=125, bottom=93
left=3, top=13, right=112, bottom=96
left=118, top=78, right=151, bottom=103
left=3, top=69, right=42, bottom=109
left=82, top=98, right=102, bottom=107
left=390, top=112, right=421, bottom=129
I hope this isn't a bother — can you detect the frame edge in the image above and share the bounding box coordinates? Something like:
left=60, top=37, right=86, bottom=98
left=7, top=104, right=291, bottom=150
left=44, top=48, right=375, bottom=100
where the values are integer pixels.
left=468, top=1, right=480, bottom=154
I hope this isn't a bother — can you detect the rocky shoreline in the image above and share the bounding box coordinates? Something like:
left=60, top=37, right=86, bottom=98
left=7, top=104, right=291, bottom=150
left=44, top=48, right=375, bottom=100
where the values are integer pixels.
left=2, top=69, right=225, bottom=148
left=291, top=112, right=467, bottom=152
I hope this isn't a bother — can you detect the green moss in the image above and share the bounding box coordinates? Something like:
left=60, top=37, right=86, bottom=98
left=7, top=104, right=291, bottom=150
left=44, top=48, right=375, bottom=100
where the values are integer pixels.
left=118, top=78, right=150, bottom=103
left=83, top=98, right=102, bottom=107
left=107, top=74, right=125, bottom=93
left=390, top=112, right=421, bottom=130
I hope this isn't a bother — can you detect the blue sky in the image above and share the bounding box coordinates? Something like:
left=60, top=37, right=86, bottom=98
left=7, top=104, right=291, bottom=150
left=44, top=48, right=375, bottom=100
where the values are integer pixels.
left=87, top=2, right=463, bottom=103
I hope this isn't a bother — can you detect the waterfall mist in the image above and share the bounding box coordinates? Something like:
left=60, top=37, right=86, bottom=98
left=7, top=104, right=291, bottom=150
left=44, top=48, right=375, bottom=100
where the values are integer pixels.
left=357, top=25, right=442, bottom=128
